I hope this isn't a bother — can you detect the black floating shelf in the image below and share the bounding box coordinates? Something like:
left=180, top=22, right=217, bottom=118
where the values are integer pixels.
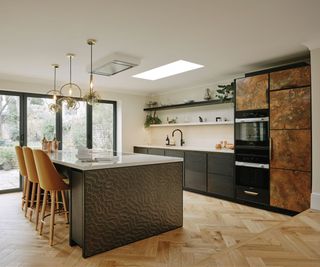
left=143, top=99, right=234, bottom=111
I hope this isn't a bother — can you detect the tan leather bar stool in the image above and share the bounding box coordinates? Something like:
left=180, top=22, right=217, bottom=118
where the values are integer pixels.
left=15, top=146, right=28, bottom=211
left=22, top=147, right=41, bottom=230
left=32, top=149, right=69, bottom=246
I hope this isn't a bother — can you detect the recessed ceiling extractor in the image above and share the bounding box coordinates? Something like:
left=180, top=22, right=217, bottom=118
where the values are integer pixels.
left=91, top=52, right=140, bottom=76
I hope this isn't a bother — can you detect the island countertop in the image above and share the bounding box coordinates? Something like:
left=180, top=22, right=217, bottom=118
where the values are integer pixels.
left=49, top=150, right=183, bottom=171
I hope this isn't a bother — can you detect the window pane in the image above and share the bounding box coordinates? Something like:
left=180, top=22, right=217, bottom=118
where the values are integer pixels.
left=93, top=103, right=114, bottom=150
left=62, top=101, right=87, bottom=149
left=0, top=95, right=20, bottom=191
left=27, top=97, right=56, bottom=147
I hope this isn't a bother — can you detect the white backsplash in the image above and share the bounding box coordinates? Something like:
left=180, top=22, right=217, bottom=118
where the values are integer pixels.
left=144, top=81, right=235, bottom=148
left=146, top=124, right=234, bottom=149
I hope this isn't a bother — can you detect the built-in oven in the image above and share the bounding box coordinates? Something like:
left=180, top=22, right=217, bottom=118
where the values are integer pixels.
left=235, top=158, right=269, bottom=205
left=235, top=117, right=269, bottom=147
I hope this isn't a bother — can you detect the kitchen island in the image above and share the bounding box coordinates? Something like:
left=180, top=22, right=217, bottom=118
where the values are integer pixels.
left=49, top=151, right=183, bottom=258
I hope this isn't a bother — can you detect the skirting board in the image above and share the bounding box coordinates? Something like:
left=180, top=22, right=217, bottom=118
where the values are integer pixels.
left=311, top=192, right=320, bottom=210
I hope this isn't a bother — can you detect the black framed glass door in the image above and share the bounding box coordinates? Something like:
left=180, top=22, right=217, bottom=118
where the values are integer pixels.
left=0, top=93, right=23, bottom=193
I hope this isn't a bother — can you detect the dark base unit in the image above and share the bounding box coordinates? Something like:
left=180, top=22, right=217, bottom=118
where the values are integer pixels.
left=207, top=152, right=235, bottom=198
left=184, top=151, right=207, bottom=192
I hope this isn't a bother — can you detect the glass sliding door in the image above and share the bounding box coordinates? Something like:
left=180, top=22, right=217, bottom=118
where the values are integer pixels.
left=27, top=96, right=56, bottom=147
left=92, top=102, right=115, bottom=150
left=0, top=94, right=21, bottom=192
left=62, top=101, right=87, bottom=149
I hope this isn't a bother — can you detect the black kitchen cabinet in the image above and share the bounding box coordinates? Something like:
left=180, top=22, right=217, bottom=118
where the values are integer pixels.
left=148, top=148, right=165, bottom=156
left=207, top=153, right=234, bottom=198
left=134, top=147, right=148, bottom=154
left=184, top=151, right=207, bottom=192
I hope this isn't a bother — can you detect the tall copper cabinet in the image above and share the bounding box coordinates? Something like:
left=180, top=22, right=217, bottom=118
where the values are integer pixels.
left=236, top=74, right=269, bottom=111
left=269, top=66, right=312, bottom=212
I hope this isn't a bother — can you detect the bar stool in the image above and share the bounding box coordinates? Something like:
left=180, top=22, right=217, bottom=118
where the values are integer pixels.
left=32, top=149, right=69, bottom=246
left=22, top=147, right=41, bottom=230
left=15, top=146, right=28, bottom=211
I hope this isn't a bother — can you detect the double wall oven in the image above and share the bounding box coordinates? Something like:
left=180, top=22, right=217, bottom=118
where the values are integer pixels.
left=235, top=110, right=270, bottom=205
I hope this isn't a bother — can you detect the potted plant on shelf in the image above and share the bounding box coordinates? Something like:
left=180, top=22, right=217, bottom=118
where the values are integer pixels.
left=215, top=82, right=235, bottom=101
left=144, top=111, right=162, bottom=128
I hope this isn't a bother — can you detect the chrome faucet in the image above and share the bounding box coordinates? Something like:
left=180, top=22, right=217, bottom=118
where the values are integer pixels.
left=172, top=129, right=185, bottom=146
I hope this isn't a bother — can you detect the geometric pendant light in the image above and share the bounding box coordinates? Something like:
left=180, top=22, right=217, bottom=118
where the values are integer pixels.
left=59, top=53, right=82, bottom=110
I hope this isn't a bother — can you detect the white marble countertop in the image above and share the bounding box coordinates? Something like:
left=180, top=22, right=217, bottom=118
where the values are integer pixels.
left=50, top=150, right=183, bottom=171
left=134, top=145, right=234, bottom=154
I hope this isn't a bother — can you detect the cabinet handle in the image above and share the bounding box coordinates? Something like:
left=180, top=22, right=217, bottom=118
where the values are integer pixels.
left=244, top=190, right=259, bottom=196
left=266, top=88, right=270, bottom=104
left=269, top=137, right=272, bottom=161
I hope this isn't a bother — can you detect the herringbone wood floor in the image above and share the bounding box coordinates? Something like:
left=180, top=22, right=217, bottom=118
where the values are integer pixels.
left=0, top=191, right=318, bottom=267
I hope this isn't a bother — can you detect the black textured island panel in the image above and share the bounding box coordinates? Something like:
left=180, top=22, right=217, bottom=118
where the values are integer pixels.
left=82, top=162, right=183, bottom=257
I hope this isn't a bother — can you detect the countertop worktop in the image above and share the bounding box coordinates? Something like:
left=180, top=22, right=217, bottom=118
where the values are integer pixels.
left=50, top=150, right=183, bottom=171
left=134, top=145, right=234, bottom=154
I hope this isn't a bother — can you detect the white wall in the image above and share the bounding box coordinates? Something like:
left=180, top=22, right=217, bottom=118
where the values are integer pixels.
left=310, top=47, right=320, bottom=210
left=0, top=79, right=147, bottom=153
left=144, top=81, right=235, bottom=148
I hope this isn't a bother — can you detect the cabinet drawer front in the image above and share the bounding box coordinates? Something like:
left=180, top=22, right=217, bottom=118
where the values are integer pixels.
left=184, top=170, right=206, bottom=192
left=270, top=87, right=311, bottom=130
left=270, top=169, right=311, bottom=212
left=148, top=148, right=165, bottom=156
left=164, top=150, right=184, bottom=158
left=185, top=151, right=206, bottom=172
left=236, top=74, right=269, bottom=111
left=236, top=185, right=269, bottom=205
left=208, top=154, right=234, bottom=176
left=270, top=66, right=311, bottom=90
left=208, top=173, right=234, bottom=198
left=270, top=129, right=311, bottom=172
left=134, top=147, right=148, bottom=154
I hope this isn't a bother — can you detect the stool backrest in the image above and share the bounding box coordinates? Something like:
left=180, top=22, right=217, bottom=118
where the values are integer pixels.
left=15, top=146, right=28, bottom=177
left=22, top=147, right=39, bottom=183
left=32, top=149, right=67, bottom=191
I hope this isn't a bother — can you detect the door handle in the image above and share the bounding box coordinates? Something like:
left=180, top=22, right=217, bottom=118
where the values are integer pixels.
left=269, top=137, right=272, bottom=161
left=244, top=190, right=259, bottom=196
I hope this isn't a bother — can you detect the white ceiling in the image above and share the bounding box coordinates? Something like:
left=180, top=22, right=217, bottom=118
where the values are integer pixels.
left=0, top=0, right=319, bottom=95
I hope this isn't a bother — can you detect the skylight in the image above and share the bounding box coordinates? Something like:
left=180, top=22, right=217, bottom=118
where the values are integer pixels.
left=132, top=60, right=204, bottom=80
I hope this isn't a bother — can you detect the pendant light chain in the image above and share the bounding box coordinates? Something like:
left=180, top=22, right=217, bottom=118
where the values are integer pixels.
left=53, top=65, right=56, bottom=90
left=90, top=43, right=93, bottom=92
left=84, top=38, right=100, bottom=105
left=69, top=55, right=72, bottom=84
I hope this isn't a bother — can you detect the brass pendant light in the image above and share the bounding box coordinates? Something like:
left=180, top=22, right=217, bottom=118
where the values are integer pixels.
left=47, top=64, right=62, bottom=113
left=84, top=39, right=100, bottom=105
left=59, top=53, right=82, bottom=110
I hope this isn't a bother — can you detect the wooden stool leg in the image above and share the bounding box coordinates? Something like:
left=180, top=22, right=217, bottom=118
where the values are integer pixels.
left=39, top=190, right=48, bottom=235
left=56, top=191, right=59, bottom=211
left=24, top=180, right=31, bottom=217
left=61, top=190, right=68, bottom=223
left=29, top=182, right=36, bottom=221
left=35, top=184, right=41, bottom=231
left=22, top=176, right=27, bottom=210
left=49, top=190, right=56, bottom=246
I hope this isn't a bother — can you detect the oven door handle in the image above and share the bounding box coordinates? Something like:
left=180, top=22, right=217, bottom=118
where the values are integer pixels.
left=235, top=161, right=269, bottom=169
left=244, top=190, right=259, bottom=196
left=235, top=117, right=269, bottom=123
